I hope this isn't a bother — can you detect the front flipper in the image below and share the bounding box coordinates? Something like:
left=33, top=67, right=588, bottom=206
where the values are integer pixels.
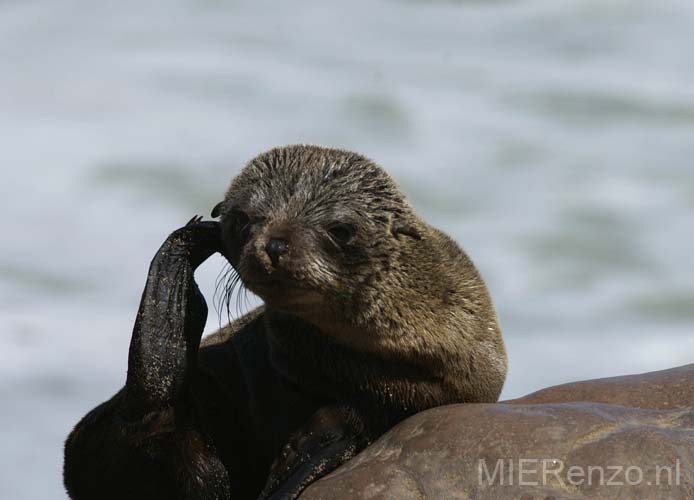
left=126, top=216, right=221, bottom=413
left=64, top=218, right=231, bottom=500
left=258, top=405, right=375, bottom=500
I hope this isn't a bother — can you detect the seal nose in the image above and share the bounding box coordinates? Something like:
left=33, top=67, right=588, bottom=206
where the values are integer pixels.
left=265, top=238, right=288, bottom=267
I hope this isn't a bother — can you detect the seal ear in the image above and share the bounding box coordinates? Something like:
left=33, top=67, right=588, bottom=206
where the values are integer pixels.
left=211, top=201, right=225, bottom=218
left=391, top=219, right=422, bottom=241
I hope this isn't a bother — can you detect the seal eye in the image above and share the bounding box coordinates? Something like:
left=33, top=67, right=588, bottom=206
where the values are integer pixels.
left=229, top=209, right=251, bottom=242
left=327, top=223, right=356, bottom=245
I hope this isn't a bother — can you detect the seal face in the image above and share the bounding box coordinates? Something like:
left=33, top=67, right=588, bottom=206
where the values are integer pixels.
left=217, top=145, right=421, bottom=336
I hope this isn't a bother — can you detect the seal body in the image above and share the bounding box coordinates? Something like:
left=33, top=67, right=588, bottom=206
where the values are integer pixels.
left=64, top=145, right=507, bottom=500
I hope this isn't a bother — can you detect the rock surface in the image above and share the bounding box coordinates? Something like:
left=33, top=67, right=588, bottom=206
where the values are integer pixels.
left=301, top=364, right=694, bottom=500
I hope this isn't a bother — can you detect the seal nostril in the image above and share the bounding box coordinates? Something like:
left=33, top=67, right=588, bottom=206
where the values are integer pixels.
left=265, top=238, right=288, bottom=267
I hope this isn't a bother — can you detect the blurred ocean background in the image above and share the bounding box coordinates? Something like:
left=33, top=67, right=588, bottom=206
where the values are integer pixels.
left=2, top=0, right=694, bottom=498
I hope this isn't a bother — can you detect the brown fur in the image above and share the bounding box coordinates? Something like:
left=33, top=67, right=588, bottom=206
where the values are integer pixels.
left=213, top=144, right=507, bottom=414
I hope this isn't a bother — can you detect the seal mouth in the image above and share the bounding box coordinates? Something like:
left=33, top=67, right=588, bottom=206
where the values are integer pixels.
left=243, top=276, right=322, bottom=311
left=244, top=276, right=306, bottom=296
left=240, top=253, right=304, bottom=290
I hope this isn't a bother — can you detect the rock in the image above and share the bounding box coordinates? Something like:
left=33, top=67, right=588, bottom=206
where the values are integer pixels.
left=300, top=364, right=694, bottom=500
left=509, top=363, right=693, bottom=410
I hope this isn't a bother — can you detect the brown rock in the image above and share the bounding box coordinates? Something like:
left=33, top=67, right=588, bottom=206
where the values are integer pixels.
left=509, top=363, right=693, bottom=410
left=300, top=364, right=694, bottom=500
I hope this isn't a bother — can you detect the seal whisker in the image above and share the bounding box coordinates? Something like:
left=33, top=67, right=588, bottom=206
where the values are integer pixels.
left=235, top=276, right=248, bottom=320
left=213, top=263, right=234, bottom=328
left=225, top=273, right=241, bottom=326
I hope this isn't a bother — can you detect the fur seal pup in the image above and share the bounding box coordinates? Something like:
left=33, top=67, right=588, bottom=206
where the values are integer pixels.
left=64, top=145, right=507, bottom=500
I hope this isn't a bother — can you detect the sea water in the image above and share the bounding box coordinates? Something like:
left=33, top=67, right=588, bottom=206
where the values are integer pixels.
left=2, top=1, right=693, bottom=498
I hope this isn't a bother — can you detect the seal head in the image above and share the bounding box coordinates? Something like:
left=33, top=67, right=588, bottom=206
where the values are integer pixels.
left=214, top=144, right=506, bottom=402
left=215, top=145, right=420, bottom=328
